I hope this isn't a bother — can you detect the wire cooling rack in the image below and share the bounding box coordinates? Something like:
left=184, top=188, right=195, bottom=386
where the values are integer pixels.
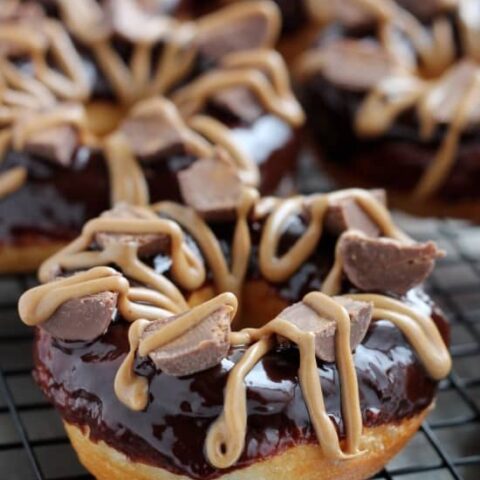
left=0, top=156, right=479, bottom=479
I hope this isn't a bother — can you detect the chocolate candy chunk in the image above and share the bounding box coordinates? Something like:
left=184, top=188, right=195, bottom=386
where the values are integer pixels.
left=24, top=126, right=77, bottom=167
left=95, top=203, right=170, bottom=257
left=42, top=291, right=118, bottom=341
left=339, top=231, right=444, bottom=294
left=142, top=306, right=232, bottom=376
left=320, top=40, right=393, bottom=91
left=120, top=105, right=184, bottom=161
left=196, top=3, right=278, bottom=62
left=325, top=190, right=386, bottom=237
left=278, top=296, right=373, bottom=362
left=211, top=86, right=263, bottom=124
left=178, top=156, right=242, bottom=221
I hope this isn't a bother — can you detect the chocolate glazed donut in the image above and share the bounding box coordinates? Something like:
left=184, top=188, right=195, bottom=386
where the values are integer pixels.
left=19, top=187, right=451, bottom=480
left=297, top=0, right=480, bottom=221
left=0, top=0, right=304, bottom=273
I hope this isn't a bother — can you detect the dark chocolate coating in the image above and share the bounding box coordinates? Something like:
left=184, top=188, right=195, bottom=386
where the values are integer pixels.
left=32, top=215, right=449, bottom=479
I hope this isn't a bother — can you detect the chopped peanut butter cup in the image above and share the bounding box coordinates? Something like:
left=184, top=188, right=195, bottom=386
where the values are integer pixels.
left=339, top=231, right=444, bottom=295
left=24, top=125, right=78, bottom=167
left=325, top=189, right=386, bottom=237
left=95, top=204, right=170, bottom=257
left=120, top=102, right=185, bottom=161
left=141, top=305, right=232, bottom=377
left=211, top=86, right=264, bottom=124
left=195, top=2, right=279, bottom=62
left=277, top=296, right=373, bottom=362
left=42, top=290, right=118, bottom=341
left=178, top=155, right=243, bottom=221
left=316, top=40, right=394, bottom=91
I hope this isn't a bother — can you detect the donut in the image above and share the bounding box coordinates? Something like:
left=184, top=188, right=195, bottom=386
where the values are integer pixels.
left=296, top=0, right=480, bottom=221
left=0, top=0, right=304, bottom=273
left=18, top=186, right=451, bottom=480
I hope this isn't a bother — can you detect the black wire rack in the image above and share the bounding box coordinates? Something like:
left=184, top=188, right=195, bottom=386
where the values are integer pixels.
left=1, top=157, right=479, bottom=479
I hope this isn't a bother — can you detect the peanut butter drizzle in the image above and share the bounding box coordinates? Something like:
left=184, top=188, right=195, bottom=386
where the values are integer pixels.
left=0, top=165, right=27, bottom=200
left=38, top=215, right=209, bottom=312
left=298, top=0, right=480, bottom=198
left=153, top=187, right=259, bottom=300
left=172, top=49, right=305, bottom=128
left=19, top=189, right=451, bottom=468
left=0, top=1, right=303, bottom=203
left=104, top=133, right=150, bottom=206
left=0, top=130, right=21, bottom=199
left=208, top=290, right=450, bottom=469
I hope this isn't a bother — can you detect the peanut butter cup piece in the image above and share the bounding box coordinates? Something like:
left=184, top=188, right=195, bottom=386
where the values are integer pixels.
left=195, top=3, right=278, bottom=62
left=278, top=296, right=373, bottom=362
left=211, top=86, right=263, bottom=124
left=325, top=190, right=386, bottom=237
left=42, top=291, right=118, bottom=341
left=339, top=231, right=444, bottom=294
left=178, top=155, right=243, bottom=221
left=95, top=203, right=170, bottom=257
left=24, top=125, right=77, bottom=167
left=120, top=106, right=184, bottom=161
left=141, top=305, right=232, bottom=376
left=321, top=40, right=393, bottom=91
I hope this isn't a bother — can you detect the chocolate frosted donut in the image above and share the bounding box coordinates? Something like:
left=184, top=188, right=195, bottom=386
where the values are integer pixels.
left=0, top=0, right=304, bottom=273
left=297, top=0, right=480, bottom=220
left=19, top=187, right=451, bottom=480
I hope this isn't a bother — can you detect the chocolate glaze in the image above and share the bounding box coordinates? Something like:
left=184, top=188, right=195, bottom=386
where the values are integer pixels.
left=32, top=214, right=449, bottom=479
